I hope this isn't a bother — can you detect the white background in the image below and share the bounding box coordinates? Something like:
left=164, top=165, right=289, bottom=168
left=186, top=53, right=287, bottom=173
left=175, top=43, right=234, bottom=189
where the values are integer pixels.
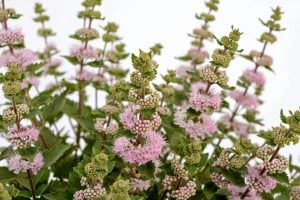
left=1, top=0, right=300, bottom=162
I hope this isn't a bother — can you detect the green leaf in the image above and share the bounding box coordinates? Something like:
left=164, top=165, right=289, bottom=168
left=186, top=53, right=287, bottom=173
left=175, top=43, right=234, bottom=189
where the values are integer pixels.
left=280, top=109, right=287, bottom=123
left=220, top=168, right=245, bottom=186
left=0, top=167, right=17, bottom=182
left=62, top=55, right=79, bottom=65
left=269, top=172, right=289, bottom=184
left=43, top=144, right=71, bottom=167
left=41, top=91, right=67, bottom=121
left=138, top=162, right=155, bottom=179
left=146, top=184, right=158, bottom=200
left=86, top=60, right=104, bottom=68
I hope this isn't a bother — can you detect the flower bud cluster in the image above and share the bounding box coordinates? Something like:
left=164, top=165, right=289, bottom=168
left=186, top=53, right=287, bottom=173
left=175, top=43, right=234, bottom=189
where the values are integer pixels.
left=107, top=179, right=130, bottom=200
left=256, top=145, right=273, bottom=161
left=185, top=140, right=202, bottom=164
left=291, top=186, right=300, bottom=200
left=170, top=180, right=196, bottom=200
left=73, top=184, right=106, bottom=200
left=84, top=153, right=109, bottom=181
left=265, top=155, right=288, bottom=174
left=210, top=172, right=229, bottom=188
left=2, top=104, right=29, bottom=121
left=128, top=88, right=159, bottom=109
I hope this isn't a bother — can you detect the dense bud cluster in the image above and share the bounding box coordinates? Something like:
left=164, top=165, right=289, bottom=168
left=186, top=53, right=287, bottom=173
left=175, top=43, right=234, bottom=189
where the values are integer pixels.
left=171, top=160, right=189, bottom=180
left=265, top=155, right=288, bottom=174
left=170, top=180, right=197, bottom=200
left=256, top=145, right=273, bottom=161
left=211, top=172, right=229, bottom=188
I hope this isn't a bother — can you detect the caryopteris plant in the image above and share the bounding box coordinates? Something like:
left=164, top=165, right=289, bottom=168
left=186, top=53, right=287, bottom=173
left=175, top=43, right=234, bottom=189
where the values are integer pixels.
left=0, top=0, right=299, bottom=199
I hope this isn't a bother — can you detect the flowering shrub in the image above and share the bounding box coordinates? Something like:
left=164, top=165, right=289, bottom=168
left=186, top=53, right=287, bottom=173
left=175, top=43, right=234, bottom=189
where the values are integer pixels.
left=0, top=0, right=299, bottom=200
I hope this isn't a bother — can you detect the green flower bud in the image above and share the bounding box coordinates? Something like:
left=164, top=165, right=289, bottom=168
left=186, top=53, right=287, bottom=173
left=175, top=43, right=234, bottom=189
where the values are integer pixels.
left=0, top=9, right=8, bottom=22
left=188, top=140, right=202, bottom=153
left=216, top=70, right=229, bottom=86
left=185, top=153, right=201, bottom=164
left=150, top=43, right=163, bottom=55
left=75, top=28, right=99, bottom=41
left=3, top=81, right=21, bottom=96
left=112, top=179, right=130, bottom=193
left=82, top=0, right=102, bottom=7
left=104, top=22, right=119, bottom=32
left=102, top=33, right=118, bottom=42
left=33, top=15, right=49, bottom=23
left=107, top=193, right=130, bottom=200
left=272, top=127, right=298, bottom=147
left=205, top=2, right=218, bottom=11
left=200, top=12, right=215, bottom=22
left=92, top=153, right=108, bottom=171
left=161, top=85, right=175, bottom=97
left=37, top=28, right=54, bottom=37
left=130, top=71, right=149, bottom=87
left=78, top=9, right=101, bottom=19
left=106, top=50, right=119, bottom=63
left=162, top=70, right=176, bottom=83
left=212, top=49, right=232, bottom=67
left=34, top=3, right=45, bottom=14
left=109, top=80, right=130, bottom=100
left=260, top=32, right=277, bottom=44
left=230, top=156, right=245, bottom=168
left=84, top=163, right=107, bottom=181
left=0, top=183, right=11, bottom=200
left=235, top=138, right=253, bottom=154
left=229, top=28, right=242, bottom=41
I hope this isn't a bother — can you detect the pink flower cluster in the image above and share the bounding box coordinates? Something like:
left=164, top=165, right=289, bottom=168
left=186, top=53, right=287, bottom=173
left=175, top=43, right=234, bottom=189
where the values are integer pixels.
left=7, top=153, right=44, bottom=175
left=257, top=55, right=273, bottom=66
left=174, top=105, right=217, bottom=139
left=245, top=166, right=277, bottom=192
left=189, top=82, right=221, bottom=112
left=119, top=105, right=161, bottom=135
left=228, top=90, right=259, bottom=108
left=228, top=185, right=262, bottom=200
left=76, top=69, right=97, bottom=81
left=243, top=69, right=265, bottom=88
left=70, top=44, right=99, bottom=61
left=0, top=48, right=37, bottom=69
left=20, top=76, right=40, bottom=89
left=129, top=178, right=151, bottom=191
left=6, top=125, right=39, bottom=149
left=0, top=28, right=24, bottom=45
left=113, top=130, right=165, bottom=165
left=176, top=65, right=192, bottom=77
left=188, top=48, right=209, bottom=63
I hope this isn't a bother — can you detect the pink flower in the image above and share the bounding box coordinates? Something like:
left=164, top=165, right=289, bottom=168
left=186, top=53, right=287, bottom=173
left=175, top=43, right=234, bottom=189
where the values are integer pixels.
left=0, top=48, right=37, bottom=69
left=113, top=131, right=165, bottom=165
left=257, top=55, right=273, bottom=66
left=246, top=166, right=277, bottom=192
left=6, top=125, right=39, bottom=149
left=228, top=185, right=262, bottom=200
left=43, top=58, right=62, bottom=69
left=28, top=77, right=40, bottom=87
left=76, top=70, right=97, bottom=81
left=189, top=82, right=221, bottom=112
left=188, top=48, right=209, bottom=63
left=70, top=44, right=99, bottom=60
left=176, top=65, right=192, bottom=76
left=130, top=178, right=151, bottom=191
left=174, top=105, right=217, bottom=139
left=7, top=153, right=44, bottom=175
left=243, top=69, right=265, bottom=87
left=31, top=153, right=44, bottom=175
left=228, top=90, right=259, bottom=108
left=119, top=105, right=161, bottom=135
left=0, top=28, right=24, bottom=45
left=233, top=121, right=254, bottom=138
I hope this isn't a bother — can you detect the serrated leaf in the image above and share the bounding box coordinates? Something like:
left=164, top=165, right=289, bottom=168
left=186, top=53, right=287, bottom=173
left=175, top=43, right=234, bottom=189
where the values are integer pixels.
left=269, top=172, right=289, bottom=184
left=43, top=144, right=71, bottom=167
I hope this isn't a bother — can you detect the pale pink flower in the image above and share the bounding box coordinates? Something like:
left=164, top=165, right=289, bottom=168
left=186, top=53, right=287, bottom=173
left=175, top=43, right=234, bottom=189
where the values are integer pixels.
left=189, top=82, right=221, bottom=112
left=257, top=55, right=273, bottom=66
left=228, top=90, right=259, bottom=108
left=174, top=105, right=217, bottom=139
left=0, top=28, right=24, bottom=45
left=119, top=105, right=161, bottom=135
left=6, top=125, right=39, bottom=149
left=243, top=69, right=265, bottom=87
left=188, top=48, right=209, bottom=63
left=44, top=42, right=57, bottom=52
left=0, top=48, right=37, bottom=69
left=130, top=178, right=151, bottom=191
left=20, top=81, right=29, bottom=89
left=43, top=58, right=62, bottom=69
left=113, top=131, right=165, bottom=165
left=70, top=44, right=99, bottom=60
left=246, top=166, right=277, bottom=192
left=76, top=70, right=97, bottom=81
left=31, top=153, right=44, bottom=175
left=28, top=77, right=40, bottom=87
left=232, top=121, right=254, bottom=138
left=176, top=65, right=192, bottom=77
left=7, top=153, right=44, bottom=175
left=228, top=185, right=262, bottom=200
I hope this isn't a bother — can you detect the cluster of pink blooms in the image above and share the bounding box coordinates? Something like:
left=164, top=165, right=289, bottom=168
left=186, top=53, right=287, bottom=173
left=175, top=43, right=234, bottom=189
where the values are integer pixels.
left=20, top=76, right=40, bottom=89
left=0, top=48, right=37, bottom=69
left=245, top=166, right=277, bottom=192
left=256, top=55, right=273, bottom=66
left=7, top=153, right=44, bottom=175
left=0, top=28, right=24, bottom=45
left=119, top=105, right=161, bottom=135
left=243, top=69, right=265, bottom=88
left=228, top=90, right=259, bottom=108
left=170, top=180, right=197, bottom=200
left=218, top=114, right=254, bottom=137
left=129, top=178, right=151, bottom=191
left=73, top=183, right=106, bottom=200
left=174, top=105, right=217, bottom=139
left=228, top=185, right=262, bottom=200
left=43, top=58, right=62, bottom=69
left=70, top=44, right=99, bottom=61
left=189, top=82, right=221, bottom=112
left=176, top=65, right=193, bottom=77
left=76, top=69, right=97, bottom=81
left=113, top=130, right=165, bottom=165
left=188, top=48, right=209, bottom=63
left=6, top=125, right=39, bottom=149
